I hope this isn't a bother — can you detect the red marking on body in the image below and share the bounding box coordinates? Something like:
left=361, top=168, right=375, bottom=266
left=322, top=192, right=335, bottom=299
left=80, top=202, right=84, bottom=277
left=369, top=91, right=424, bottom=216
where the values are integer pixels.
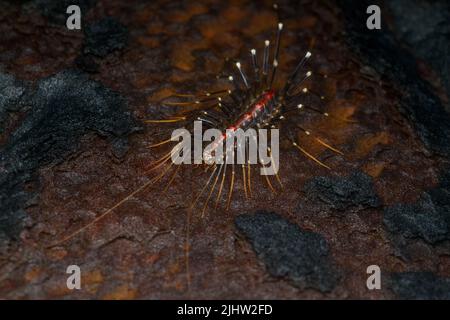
left=231, top=89, right=275, bottom=130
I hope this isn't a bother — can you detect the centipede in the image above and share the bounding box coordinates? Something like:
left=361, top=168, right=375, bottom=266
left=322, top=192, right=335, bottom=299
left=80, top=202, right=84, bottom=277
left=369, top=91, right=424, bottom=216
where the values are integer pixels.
left=50, top=4, right=353, bottom=250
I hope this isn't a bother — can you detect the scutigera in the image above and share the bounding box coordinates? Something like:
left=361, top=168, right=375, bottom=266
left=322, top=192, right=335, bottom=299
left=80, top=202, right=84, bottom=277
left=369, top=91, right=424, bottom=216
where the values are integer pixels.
left=49, top=4, right=354, bottom=260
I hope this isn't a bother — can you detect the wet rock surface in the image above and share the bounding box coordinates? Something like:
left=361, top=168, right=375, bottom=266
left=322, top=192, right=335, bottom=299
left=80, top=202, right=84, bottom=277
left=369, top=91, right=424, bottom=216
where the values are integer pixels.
left=304, top=171, right=380, bottom=211
left=0, top=0, right=449, bottom=299
left=235, top=212, right=339, bottom=292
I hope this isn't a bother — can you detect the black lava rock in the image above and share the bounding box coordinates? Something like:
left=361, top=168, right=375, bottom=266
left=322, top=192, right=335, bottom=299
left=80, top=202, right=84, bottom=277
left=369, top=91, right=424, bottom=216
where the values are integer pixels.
left=337, top=0, right=450, bottom=157
left=384, top=172, right=450, bottom=244
left=0, top=69, right=137, bottom=241
left=83, top=17, right=129, bottom=58
left=235, top=212, right=339, bottom=292
left=389, top=272, right=450, bottom=299
left=0, top=71, right=27, bottom=133
left=304, top=171, right=380, bottom=211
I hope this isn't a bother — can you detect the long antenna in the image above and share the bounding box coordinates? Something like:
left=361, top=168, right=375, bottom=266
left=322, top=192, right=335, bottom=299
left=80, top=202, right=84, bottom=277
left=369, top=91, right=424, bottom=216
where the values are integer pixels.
left=262, top=40, right=270, bottom=87
left=269, top=22, right=283, bottom=88
left=281, top=51, right=312, bottom=97
left=235, top=62, right=250, bottom=89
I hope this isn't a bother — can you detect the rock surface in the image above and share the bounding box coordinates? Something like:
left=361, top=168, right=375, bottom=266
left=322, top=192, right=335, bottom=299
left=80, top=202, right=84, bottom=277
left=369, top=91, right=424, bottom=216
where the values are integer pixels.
left=235, top=212, right=339, bottom=292
left=384, top=169, right=450, bottom=244
left=0, top=70, right=137, bottom=241
left=83, top=17, right=129, bottom=58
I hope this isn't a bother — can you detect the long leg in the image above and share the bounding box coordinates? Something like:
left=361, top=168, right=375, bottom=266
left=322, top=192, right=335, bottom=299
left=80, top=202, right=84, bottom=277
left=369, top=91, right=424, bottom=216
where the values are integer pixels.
left=250, top=48, right=260, bottom=92
left=145, top=116, right=186, bottom=124
left=247, top=160, right=252, bottom=198
left=163, top=165, right=181, bottom=193
left=262, top=40, right=270, bottom=88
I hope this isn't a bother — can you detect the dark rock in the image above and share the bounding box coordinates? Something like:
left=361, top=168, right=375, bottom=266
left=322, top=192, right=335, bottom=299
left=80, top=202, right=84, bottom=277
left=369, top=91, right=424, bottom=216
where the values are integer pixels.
left=337, top=0, right=450, bottom=157
left=384, top=194, right=450, bottom=244
left=235, top=212, right=339, bottom=292
left=387, top=0, right=450, bottom=104
left=389, top=272, right=450, bottom=299
left=0, top=69, right=137, bottom=241
left=4, top=69, right=137, bottom=168
left=33, top=0, right=96, bottom=25
left=75, top=54, right=100, bottom=73
left=304, top=171, right=380, bottom=211
left=0, top=71, right=27, bottom=134
left=0, top=72, right=26, bottom=112
left=111, top=137, right=130, bottom=159
left=384, top=172, right=450, bottom=244
left=439, top=170, right=450, bottom=189
left=83, top=17, right=129, bottom=58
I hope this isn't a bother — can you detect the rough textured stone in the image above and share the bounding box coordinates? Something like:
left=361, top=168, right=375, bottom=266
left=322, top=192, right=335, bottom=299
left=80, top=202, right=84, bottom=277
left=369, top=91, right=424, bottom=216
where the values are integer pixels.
left=384, top=170, right=450, bottom=244
left=304, top=171, right=380, bottom=211
left=74, top=54, right=100, bottom=74
left=389, top=272, right=450, bottom=299
left=4, top=69, right=137, bottom=168
left=83, top=17, right=129, bottom=58
left=0, top=71, right=27, bottom=133
left=235, top=212, right=339, bottom=292
left=387, top=0, right=450, bottom=104
left=0, top=69, right=137, bottom=241
left=0, top=0, right=449, bottom=300
left=338, top=0, right=450, bottom=157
